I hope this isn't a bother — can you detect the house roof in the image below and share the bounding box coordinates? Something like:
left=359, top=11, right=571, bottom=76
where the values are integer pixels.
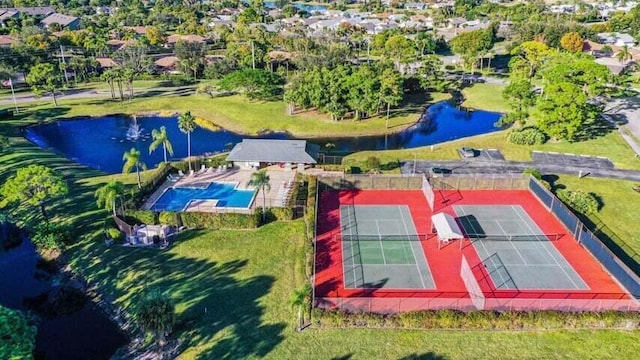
left=0, top=10, right=19, bottom=22
left=0, top=35, right=17, bottom=46
left=154, top=56, right=179, bottom=68
left=41, top=13, right=78, bottom=27
left=226, top=139, right=319, bottom=164
left=2, top=7, right=54, bottom=16
left=124, top=26, right=148, bottom=35
left=167, top=34, right=205, bottom=44
left=95, top=57, right=117, bottom=68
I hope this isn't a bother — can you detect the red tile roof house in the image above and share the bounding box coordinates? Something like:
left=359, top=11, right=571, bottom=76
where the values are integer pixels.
left=0, top=35, right=18, bottom=48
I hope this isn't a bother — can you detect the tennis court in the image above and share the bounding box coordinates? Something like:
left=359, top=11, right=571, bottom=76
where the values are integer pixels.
left=340, top=205, right=435, bottom=289
left=454, top=205, right=588, bottom=291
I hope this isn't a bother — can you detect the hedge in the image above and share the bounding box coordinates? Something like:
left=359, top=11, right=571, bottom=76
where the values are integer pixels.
left=267, top=207, right=294, bottom=221
left=313, top=309, right=640, bottom=330
left=179, top=211, right=260, bottom=230
left=557, top=189, right=600, bottom=215
left=508, top=127, right=547, bottom=145
left=126, top=210, right=157, bottom=225
left=158, top=211, right=180, bottom=226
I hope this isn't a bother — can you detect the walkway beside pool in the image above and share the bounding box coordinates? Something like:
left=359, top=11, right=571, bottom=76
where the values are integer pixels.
left=141, top=166, right=298, bottom=213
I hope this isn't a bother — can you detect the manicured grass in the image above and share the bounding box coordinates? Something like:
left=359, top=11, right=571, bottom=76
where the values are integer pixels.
left=6, top=91, right=450, bottom=138
left=554, top=175, right=640, bottom=257
left=461, top=83, right=511, bottom=113
left=2, top=117, right=640, bottom=359
left=344, top=127, right=640, bottom=170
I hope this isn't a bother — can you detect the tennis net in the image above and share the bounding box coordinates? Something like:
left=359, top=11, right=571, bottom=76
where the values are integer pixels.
left=465, top=233, right=562, bottom=242
left=341, top=234, right=429, bottom=242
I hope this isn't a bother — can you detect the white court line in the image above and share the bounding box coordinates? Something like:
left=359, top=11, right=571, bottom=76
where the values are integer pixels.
left=375, top=220, right=387, bottom=265
left=512, top=205, right=583, bottom=289
left=456, top=206, right=504, bottom=289
left=345, top=206, right=360, bottom=288
left=495, top=220, right=528, bottom=265
left=398, top=205, right=428, bottom=289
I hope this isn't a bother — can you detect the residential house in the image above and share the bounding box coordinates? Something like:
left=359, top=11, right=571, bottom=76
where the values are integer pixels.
left=0, top=35, right=17, bottom=47
left=166, top=34, right=206, bottom=46
left=0, top=10, right=19, bottom=26
left=1, top=7, right=54, bottom=17
left=154, top=56, right=180, bottom=74
left=596, top=32, right=636, bottom=47
left=595, top=56, right=636, bottom=75
left=41, top=13, right=81, bottom=30
left=405, top=3, right=428, bottom=10
left=95, top=57, right=118, bottom=71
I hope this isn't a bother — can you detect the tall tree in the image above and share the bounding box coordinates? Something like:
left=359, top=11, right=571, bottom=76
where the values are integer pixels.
left=1, top=164, right=68, bottom=220
left=560, top=32, right=584, bottom=53
left=177, top=111, right=197, bottom=171
left=135, top=290, right=175, bottom=350
left=149, top=126, right=174, bottom=164
left=615, top=45, right=633, bottom=63
left=122, top=148, right=147, bottom=189
left=218, top=69, right=282, bottom=100
left=101, top=69, right=117, bottom=101
left=450, top=29, right=493, bottom=72
left=535, top=81, right=590, bottom=141
left=509, top=41, right=550, bottom=79
left=95, top=180, right=125, bottom=216
left=379, top=68, right=404, bottom=128
left=26, top=63, right=63, bottom=107
left=175, top=40, right=206, bottom=80
left=248, top=170, right=271, bottom=221
left=346, top=65, right=381, bottom=120
left=0, top=306, right=36, bottom=360
left=501, top=79, right=536, bottom=126
left=384, top=34, right=414, bottom=71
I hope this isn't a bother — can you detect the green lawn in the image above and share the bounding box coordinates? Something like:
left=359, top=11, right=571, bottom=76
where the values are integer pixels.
left=5, top=90, right=450, bottom=138
left=461, top=83, right=511, bottom=113
left=2, top=116, right=640, bottom=358
left=553, top=175, right=640, bottom=258
left=344, top=127, right=640, bottom=170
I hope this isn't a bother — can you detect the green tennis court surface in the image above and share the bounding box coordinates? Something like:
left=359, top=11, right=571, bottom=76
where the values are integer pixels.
left=455, top=205, right=588, bottom=290
left=340, top=205, right=435, bottom=289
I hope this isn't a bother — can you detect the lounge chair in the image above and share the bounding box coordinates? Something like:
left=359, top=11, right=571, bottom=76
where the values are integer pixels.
left=178, top=170, right=185, bottom=177
left=188, top=169, right=195, bottom=177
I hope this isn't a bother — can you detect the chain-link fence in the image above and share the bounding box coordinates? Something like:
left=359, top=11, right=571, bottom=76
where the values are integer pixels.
left=317, top=174, right=423, bottom=191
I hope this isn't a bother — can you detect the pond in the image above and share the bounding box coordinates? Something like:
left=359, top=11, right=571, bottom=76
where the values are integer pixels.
left=23, top=101, right=503, bottom=174
left=263, top=1, right=329, bottom=12
left=0, top=238, right=128, bottom=359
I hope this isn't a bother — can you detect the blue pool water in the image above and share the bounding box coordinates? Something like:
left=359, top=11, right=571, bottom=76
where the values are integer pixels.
left=150, top=182, right=256, bottom=211
left=23, top=101, right=503, bottom=173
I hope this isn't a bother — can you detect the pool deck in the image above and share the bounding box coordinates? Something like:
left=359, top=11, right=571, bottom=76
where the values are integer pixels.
left=141, top=166, right=297, bottom=213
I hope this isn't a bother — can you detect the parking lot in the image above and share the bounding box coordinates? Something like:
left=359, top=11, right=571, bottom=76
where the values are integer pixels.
left=531, top=151, right=614, bottom=169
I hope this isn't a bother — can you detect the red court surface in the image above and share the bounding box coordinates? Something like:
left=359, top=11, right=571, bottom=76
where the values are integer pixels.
left=314, top=188, right=633, bottom=311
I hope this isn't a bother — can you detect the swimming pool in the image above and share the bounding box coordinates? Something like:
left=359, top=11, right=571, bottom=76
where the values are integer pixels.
left=150, top=182, right=256, bottom=211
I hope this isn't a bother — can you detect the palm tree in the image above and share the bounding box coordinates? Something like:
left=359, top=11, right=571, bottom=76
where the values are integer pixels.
left=135, top=290, right=175, bottom=350
left=95, top=180, right=125, bottom=216
left=290, top=283, right=311, bottom=330
left=248, top=170, right=271, bottom=221
left=122, top=148, right=147, bottom=189
left=149, top=126, right=174, bottom=164
left=177, top=111, right=196, bottom=171
left=615, top=45, right=633, bottom=64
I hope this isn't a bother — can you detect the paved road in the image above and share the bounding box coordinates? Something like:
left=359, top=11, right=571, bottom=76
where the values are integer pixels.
left=0, top=86, right=195, bottom=106
left=401, top=153, right=640, bottom=182
left=603, top=97, right=640, bottom=156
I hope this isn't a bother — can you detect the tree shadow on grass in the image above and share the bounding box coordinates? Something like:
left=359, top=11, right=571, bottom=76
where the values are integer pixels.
left=399, top=352, right=448, bottom=360
left=67, top=229, right=285, bottom=359
left=572, top=117, right=616, bottom=142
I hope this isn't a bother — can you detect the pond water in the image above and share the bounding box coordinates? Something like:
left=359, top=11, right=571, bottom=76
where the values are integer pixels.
left=0, top=239, right=128, bottom=359
left=23, top=101, right=503, bottom=174
left=263, top=1, right=329, bottom=12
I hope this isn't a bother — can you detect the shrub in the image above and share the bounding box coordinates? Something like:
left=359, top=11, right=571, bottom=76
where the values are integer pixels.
left=179, top=212, right=260, bottom=229
left=267, top=207, right=294, bottom=221
left=523, top=168, right=551, bottom=189
left=313, top=309, right=640, bottom=330
left=158, top=211, right=180, bottom=226
left=126, top=210, right=157, bottom=225
left=508, top=127, right=547, bottom=145
left=556, top=189, right=600, bottom=214
left=365, top=156, right=381, bottom=172
left=105, top=228, right=122, bottom=241
left=31, top=222, right=73, bottom=251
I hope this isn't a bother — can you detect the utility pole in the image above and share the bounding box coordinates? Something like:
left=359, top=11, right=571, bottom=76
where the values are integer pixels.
left=60, top=45, right=69, bottom=85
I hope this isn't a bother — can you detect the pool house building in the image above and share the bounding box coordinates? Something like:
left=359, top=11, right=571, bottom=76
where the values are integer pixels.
left=226, top=139, right=320, bottom=171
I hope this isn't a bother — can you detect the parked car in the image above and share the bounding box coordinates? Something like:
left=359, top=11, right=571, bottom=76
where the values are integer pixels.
left=429, top=167, right=451, bottom=176
left=458, top=147, right=476, bottom=158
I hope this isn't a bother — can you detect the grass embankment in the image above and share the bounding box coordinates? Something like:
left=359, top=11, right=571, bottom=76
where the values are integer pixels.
left=554, top=175, right=640, bottom=257
left=345, top=128, right=640, bottom=170
left=461, top=83, right=511, bottom=113
left=2, top=116, right=640, bottom=358
left=7, top=90, right=450, bottom=138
